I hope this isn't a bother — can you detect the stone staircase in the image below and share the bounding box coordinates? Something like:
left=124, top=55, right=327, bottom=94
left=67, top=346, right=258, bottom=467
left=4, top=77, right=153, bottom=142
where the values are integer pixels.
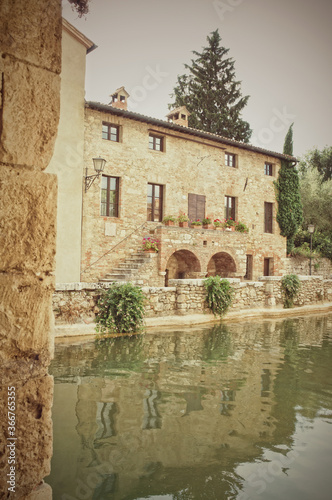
left=99, top=251, right=153, bottom=285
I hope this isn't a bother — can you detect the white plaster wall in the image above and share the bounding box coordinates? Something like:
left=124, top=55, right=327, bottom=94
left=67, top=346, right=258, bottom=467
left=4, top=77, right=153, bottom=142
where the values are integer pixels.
left=46, top=29, right=87, bottom=282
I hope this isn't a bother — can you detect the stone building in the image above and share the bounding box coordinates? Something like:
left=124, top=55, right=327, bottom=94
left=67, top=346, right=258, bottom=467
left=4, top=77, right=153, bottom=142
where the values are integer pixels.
left=80, top=91, right=297, bottom=285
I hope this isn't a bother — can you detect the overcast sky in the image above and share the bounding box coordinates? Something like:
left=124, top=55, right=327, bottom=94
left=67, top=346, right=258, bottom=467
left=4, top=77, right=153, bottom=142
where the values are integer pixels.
left=62, top=0, right=332, bottom=157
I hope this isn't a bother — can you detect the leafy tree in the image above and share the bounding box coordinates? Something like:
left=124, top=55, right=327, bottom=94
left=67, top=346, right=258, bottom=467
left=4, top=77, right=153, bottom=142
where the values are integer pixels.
left=299, top=146, right=332, bottom=182
left=298, top=166, right=332, bottom=232
left=169, top=30, right=252, bottom=143
left=68, top=0, right=90, bottom=17
left=274, top=124, right=303, bottom=254
left=294, top=161, right=332, bottom=261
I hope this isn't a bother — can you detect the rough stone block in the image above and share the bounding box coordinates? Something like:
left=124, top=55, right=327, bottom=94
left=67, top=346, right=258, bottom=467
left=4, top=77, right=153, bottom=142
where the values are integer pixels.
left=0, top=373, right=53, bottom=498
left=0, top=57, right=60, bottom=168
left=0, top=0, right=61, bottom=73
left=0, top=168, right=57, bottom=274
left=0, top=273, right=54, bottom=356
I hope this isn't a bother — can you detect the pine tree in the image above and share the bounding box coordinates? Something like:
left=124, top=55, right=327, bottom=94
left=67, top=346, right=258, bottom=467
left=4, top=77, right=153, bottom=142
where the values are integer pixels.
left=275, top=124, right=303, bottom=254
left=169, top=30, right=251, bottom=143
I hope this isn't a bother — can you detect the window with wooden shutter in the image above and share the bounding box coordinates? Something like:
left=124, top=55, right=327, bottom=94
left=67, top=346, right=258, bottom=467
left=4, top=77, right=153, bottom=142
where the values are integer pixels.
left=188, top=193, right=206, bottom=222
left=264, top=202, right=273, bottom=233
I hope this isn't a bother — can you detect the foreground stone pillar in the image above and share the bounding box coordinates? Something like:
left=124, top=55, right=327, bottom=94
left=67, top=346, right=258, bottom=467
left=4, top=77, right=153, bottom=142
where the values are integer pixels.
left=0, top=0, right=61, bottom=498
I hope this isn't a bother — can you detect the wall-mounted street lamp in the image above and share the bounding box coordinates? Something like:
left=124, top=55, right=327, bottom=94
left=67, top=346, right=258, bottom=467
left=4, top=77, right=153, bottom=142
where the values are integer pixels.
left=84, top=157, right=106, bottom=192
left=308, top=224, right=315, bottom=275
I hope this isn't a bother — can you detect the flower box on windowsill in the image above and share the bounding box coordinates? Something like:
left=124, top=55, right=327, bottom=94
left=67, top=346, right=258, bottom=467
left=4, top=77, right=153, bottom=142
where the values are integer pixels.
left=191, top=224, right=202, bottom=229
left=164, top=220, right=175, bottom=226
left=203, top=224, right=214, bottom=230
left=179, top=221, right=189, bottom=228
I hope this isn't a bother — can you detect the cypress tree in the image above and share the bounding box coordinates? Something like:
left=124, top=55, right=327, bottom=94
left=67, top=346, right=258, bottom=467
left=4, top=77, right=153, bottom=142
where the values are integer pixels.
left=275, top=124, right=303, bottom=254
left=169, top=30, right=252, bottom=143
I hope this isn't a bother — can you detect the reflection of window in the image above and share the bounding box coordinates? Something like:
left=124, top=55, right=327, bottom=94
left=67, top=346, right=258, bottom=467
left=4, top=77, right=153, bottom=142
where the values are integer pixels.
left=149, top=134, right=164, bottom=151
left=264, top=162, right=273, bottom=176
left=102, top=122, right=120, bottom=142
left=224, top=196, right=236, bottom=220
left=220, top=390, right=235, bottom=416
left=142, top=390, right=162, bottom=430
left=101, top=176, right=119, bottom=217
left=264, top=202, right=273, bottom=233
left=95, top=402, right=118, bottom=441
left=225, top=152, right=236, bottom=167
left=147, top=183, right=163, bottom=221
left=261, top=369, right=271, bottom=397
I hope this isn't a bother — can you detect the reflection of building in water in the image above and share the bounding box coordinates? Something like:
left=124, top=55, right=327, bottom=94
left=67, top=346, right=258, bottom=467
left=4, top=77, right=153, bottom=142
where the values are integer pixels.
left=50, top=315, right=328, bottom=499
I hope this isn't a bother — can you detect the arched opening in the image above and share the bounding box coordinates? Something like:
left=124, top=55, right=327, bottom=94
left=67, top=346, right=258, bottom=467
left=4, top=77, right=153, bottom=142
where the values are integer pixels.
left=207, top=252, right=237, bottom=278
left=166, top=250, right=201, bottom=280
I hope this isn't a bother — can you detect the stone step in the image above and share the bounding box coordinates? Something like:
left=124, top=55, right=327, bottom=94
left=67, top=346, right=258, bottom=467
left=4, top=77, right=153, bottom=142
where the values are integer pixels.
left=103, top=272, right=130, bottom=280
left=100, top=251, right=150, bottom=284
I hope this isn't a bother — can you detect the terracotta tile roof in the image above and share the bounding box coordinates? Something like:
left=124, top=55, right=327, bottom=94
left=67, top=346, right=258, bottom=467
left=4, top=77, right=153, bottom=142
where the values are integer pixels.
left=86, top=101, right=297, bottom=163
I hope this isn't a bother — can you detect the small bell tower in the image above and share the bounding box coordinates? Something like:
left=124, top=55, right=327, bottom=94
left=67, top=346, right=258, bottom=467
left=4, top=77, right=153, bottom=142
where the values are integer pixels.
left=109, top=86, right=129, bottom=110
left=166, top=106, right=190, bottom=127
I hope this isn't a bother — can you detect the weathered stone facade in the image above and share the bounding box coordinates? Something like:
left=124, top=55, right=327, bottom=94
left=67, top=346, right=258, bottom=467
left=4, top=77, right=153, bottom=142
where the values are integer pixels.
left=53, top=277, right=332, bottom=325
left=0, top=0, right=61, bottom=498
left=285, top=256, right=332, bottom=279
left=81, top=102, right=294, bottom=284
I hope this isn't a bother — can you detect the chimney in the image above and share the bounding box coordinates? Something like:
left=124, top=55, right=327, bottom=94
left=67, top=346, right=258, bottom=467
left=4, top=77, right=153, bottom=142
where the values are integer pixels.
left=109, top=86, right=129, bottom=110
left=166, top=106, right=190, bottom=127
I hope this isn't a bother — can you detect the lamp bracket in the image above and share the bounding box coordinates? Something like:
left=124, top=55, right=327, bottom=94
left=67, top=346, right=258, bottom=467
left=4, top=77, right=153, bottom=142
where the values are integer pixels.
left=85, top=172, right=101, bottom=192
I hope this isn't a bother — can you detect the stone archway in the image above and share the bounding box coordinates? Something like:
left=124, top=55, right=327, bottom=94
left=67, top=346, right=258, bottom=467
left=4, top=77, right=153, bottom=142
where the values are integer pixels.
left=166, top=250, right=201, bottom=279
left=207, top=252, right=237, bottom=278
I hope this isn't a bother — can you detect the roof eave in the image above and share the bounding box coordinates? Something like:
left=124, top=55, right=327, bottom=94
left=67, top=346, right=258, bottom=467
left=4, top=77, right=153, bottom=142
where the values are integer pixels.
left=85, top=101, right=297, bottom=163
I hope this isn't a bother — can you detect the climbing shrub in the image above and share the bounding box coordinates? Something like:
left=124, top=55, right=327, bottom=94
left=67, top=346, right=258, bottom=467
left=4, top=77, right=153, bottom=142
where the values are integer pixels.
left=95, top=283, right=145, bottom=335
left=281, top=274, right=301, bottom=309
left=204, top=276, right=234, bottom=318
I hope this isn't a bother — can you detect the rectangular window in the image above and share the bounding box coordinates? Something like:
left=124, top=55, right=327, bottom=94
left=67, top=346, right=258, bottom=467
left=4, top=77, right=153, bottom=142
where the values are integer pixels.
left=244, top=255, right=253, bottom=280
left=188, top=193, right=206, bottom=222
left=225, top=196, right=236, bottom=220
left=149, top=134, right=164, bottom=151
left=225, top=152, right=236, bottom=167
left=101, top=176, right=119, bottom=217
left=264, top=202, right=273, bottom=233
left=147, top=183, right=163, bottom=221
left=102, top=122, right=120, bottom=142
left=264, top=258, right=273, bottom=276
left=264, top=162, right=273, bottom=176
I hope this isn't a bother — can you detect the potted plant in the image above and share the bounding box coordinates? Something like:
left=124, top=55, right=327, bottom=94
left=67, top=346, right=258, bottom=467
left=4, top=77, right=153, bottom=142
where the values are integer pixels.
left=162, top=215, right=177, bottom=226
left=177, top=212, right=190, bottom=227
left=213, top=219, right=223, bottom=230
left=142, top=237, right=159, bottom=253
left=190, top=219, right=202, bottom=228
left=235, top=221, right=249, bottom=233
left=202, top=217, right=213, bottom=229
left=225, top=218, right=236, bottom=231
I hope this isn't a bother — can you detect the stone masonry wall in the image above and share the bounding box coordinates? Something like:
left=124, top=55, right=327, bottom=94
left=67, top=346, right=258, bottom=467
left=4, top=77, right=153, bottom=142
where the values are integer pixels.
left=53, top=277, right=332, bottom=325
left=81, top=106, right=287, bottom=283
left=0, top=1, right=61, bottom=498
left=285, top=256, right=332, bottom=279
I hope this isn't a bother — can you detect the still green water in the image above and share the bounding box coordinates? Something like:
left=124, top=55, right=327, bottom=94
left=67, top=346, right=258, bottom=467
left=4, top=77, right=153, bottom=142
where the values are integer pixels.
left=46, top=314, right=332, bottom=500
